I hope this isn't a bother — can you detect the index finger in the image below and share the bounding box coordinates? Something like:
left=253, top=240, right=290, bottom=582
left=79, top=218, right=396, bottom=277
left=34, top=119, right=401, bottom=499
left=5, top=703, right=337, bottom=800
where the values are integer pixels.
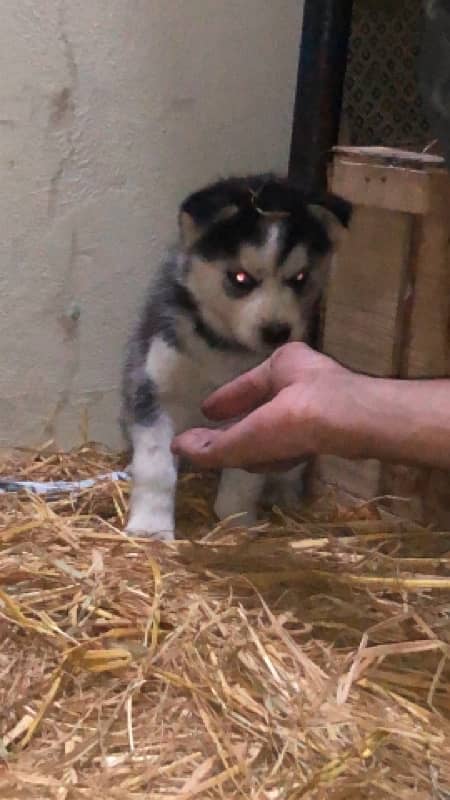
left=202, top=359, right=272, bottom=421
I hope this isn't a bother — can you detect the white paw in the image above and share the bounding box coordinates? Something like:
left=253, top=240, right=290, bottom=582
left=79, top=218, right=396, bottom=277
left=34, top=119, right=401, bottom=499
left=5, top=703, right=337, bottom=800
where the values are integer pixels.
left=125, top=512, right=175, bottom=542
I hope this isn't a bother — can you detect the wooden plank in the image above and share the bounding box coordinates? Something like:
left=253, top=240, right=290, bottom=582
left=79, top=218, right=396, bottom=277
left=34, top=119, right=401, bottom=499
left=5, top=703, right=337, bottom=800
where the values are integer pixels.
left=321, top=154, right=450, bottom=514
left=320, top=205, right=413, bottom=497
left=333, top=158, right=450, bottom=217
left=333, top=145, right=445, bottom=169
left=323, top=206, right=412, bottom=376
left=333, top=160, right=431, bottom=215
left=402, top=216, right=450, bottom=377
left=382, top=187, right=450, bottom=525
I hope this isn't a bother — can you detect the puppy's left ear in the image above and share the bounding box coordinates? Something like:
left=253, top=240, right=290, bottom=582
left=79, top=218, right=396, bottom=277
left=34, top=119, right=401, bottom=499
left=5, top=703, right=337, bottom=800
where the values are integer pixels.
left=308, top=193, right=353, bottom=243
left=179, top=204, right=238, bottom=249
left=178, top=184, right=240, bottom=249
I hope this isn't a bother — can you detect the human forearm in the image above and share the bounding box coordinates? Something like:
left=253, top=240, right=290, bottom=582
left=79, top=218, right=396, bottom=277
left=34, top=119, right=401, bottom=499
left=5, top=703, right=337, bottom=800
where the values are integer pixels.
left=318, top=375, right=450, bottom=470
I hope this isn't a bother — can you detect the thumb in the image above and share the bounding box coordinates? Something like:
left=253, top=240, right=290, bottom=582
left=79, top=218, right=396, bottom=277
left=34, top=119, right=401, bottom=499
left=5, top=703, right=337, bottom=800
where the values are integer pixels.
left=172, top=399, right=295, bottom=469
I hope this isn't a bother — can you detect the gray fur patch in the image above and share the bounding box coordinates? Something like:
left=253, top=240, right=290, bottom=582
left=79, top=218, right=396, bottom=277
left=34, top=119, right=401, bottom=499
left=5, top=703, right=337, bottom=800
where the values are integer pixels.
left=120, top=363, right=160, bottom=438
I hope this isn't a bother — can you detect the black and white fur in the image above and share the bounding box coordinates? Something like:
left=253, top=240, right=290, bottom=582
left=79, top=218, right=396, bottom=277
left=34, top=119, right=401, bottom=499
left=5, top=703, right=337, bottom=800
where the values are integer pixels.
left=121, top=175, right=352, bottom=539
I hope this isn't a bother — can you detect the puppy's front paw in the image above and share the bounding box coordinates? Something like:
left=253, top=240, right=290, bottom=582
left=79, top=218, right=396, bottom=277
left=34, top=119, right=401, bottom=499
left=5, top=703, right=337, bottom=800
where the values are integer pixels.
left=125, top=512, right=175, bottom=542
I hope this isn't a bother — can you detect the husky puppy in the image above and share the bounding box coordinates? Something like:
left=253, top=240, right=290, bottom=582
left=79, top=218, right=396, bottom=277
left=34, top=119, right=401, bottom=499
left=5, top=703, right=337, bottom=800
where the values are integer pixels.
left=121, top=175, right=351, bottom=539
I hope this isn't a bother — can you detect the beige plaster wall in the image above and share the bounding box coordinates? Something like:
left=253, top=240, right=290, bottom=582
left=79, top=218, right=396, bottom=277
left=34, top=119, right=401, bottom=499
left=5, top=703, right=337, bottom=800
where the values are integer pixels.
left=0, top=0, right=302, bottom=448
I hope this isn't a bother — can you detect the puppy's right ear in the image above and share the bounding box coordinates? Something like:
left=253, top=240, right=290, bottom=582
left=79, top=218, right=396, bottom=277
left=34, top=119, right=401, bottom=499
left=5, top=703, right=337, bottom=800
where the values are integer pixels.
left=307, top=192, right=353, bottom=249
left=178, top=184, right=240, bottom=249
left=179, top=208, right=203, bottom=249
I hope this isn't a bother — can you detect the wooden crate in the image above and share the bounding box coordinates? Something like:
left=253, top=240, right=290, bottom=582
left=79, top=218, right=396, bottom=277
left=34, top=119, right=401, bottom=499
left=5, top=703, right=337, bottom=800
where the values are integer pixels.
left=320, top=147, right=450, bottom=526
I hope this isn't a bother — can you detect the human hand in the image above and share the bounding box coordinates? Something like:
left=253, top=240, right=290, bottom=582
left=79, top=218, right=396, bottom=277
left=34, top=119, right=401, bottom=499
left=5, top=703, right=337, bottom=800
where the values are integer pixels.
left=172, top=342, right=450, bottom=472
left=171, top=343, right=355, bottom=471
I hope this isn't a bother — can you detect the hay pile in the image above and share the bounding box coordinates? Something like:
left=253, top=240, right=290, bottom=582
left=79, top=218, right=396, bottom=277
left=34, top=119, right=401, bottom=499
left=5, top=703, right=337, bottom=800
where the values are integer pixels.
left=1, top=445, right=450, bottom=799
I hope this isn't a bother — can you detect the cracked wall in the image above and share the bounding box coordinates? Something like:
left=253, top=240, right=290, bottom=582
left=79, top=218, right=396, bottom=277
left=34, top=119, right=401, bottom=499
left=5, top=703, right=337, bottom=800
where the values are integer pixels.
left=0, top=0, right=302, bottom=449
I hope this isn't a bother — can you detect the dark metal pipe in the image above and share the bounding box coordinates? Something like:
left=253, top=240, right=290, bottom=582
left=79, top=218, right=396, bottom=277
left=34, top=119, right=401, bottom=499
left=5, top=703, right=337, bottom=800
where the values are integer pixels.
left=288, top=0, right=353, bottom=194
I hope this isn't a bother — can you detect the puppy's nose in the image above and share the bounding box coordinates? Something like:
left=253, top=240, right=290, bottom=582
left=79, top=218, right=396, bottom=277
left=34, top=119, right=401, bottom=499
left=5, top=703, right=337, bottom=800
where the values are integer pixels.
left=261, top=322, right=292, bottom=347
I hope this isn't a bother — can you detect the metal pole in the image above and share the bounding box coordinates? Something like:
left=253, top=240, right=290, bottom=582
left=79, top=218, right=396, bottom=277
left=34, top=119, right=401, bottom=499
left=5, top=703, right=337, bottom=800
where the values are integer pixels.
left=288, top=0, right=353, bottom=194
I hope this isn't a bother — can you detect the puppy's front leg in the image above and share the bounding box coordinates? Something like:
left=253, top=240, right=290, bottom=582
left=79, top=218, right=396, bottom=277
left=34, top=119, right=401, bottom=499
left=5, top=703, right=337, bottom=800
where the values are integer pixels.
left=126, top=415, right=177, bottom=540
left=214, top=468, right=265, bottom=526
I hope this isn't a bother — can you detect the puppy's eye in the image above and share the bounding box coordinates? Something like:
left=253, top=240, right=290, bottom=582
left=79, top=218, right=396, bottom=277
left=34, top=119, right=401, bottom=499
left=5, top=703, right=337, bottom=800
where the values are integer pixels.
left=226, top=270, right=257, bottom=293
left=286, top=270, right=309, bottom=293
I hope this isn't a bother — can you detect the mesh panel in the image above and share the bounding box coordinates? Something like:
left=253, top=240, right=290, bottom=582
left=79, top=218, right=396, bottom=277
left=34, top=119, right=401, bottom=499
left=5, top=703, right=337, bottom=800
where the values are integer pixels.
left=342, top=0, right=432, bottom=148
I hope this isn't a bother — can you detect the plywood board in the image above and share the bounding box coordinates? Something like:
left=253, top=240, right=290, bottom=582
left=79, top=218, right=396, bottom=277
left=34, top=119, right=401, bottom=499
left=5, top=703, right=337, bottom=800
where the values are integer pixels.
left=323, top=206, right=412, bottom=376
left=333, top=160, right=430, bottom=215
left=321, top=152, right=450, bottom=513
left=321, top=205, right=413, bottom=496
left=333, top=159, right=450, bottom=217
left=402, top=216, right=450, bottom=377
left=333, top=145, right=445, bottom=169
left=382, top=190, right=450, bottom=524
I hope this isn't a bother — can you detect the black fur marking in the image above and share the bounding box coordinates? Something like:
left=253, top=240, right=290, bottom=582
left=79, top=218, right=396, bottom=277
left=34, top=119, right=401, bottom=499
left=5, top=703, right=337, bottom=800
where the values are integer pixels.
left=285, top=269, right=311, bottom=295
left=223, top=270, right=259, bottom=299
left=170, top=282, right=198, bottom=315
left=121, top=254, right=180, bottom=436
left=132, top=375, right=159, bottom=425
left=180, top=175, right=272, bottom=260
left=193, top=316, right=247, bottom=352
left=130, top=255, right=182, bottom=359
left=318, top=193, right=353, bottom=228
left=120, top=363, right=160, bottom=437
left=277, top=213, right=331, bottom=266
left=169, top=282, right=248, bottom=352
left=223, top=281, right=255, bottom=300
left=194, top=208, right=263, bottom=260
left=180, top=175, right=352, bottom=265
left=277, top=191, right=352, bottom=266
left=180, top=175, right=270, bottom=229
left=135, top=307, right=179, bottom=354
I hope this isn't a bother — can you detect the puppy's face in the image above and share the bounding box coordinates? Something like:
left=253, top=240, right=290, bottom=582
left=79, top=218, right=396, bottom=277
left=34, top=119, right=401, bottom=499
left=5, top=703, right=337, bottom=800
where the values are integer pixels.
left=179, top=176, right=352, bottom=354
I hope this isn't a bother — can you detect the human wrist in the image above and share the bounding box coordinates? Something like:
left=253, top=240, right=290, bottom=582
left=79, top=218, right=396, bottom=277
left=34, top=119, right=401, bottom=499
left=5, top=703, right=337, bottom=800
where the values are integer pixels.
left=311, top=371, right=387, bottom=461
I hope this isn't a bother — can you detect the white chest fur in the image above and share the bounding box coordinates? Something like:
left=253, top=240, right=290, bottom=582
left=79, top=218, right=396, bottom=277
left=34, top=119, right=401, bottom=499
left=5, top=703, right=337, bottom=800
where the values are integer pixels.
left=145, top=320, right=261, bottom=433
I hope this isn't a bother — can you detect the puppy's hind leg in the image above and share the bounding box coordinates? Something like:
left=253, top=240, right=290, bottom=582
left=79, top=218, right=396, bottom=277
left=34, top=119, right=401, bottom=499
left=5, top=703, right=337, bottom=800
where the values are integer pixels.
left=214, top=468, right=265, bottom=527
left=263, top=462, right=307, bottom=512
left=126, top=415, right=177, bottom=541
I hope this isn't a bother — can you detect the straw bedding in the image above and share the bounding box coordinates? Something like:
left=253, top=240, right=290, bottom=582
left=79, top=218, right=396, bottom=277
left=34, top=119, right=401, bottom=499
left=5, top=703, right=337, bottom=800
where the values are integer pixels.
left=0, top=444, right=449, bottom=799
